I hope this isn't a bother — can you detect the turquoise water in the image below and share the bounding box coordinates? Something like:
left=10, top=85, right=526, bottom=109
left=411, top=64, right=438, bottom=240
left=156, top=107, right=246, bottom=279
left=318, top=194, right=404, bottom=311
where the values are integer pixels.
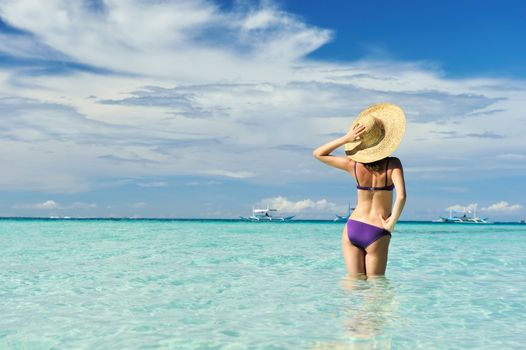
left=1, top=220, right=525, bottom=349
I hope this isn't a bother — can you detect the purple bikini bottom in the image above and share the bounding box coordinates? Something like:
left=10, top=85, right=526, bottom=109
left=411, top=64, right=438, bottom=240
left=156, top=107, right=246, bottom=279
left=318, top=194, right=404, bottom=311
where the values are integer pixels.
left=346, top=219, right=391, bottom=250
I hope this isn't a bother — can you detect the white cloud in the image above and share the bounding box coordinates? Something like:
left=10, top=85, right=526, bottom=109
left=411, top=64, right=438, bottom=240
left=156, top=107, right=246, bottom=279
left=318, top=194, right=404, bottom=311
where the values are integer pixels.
left=12, top=200, right=97, bottom=210
left=445, top=203, right=478, bottom=213
left=481, top=201, right=523, bottom=212
left=0, top=32, right=66, bottom=60
left=446, top=201, right=524, bottom=215
left=258, top=196, right=339, bottom=214
left=0, top=0, right=331, bottom=78
left=37, top=200, right=59, bottom=209
left=12, top=200, right=60, bottom=209
left=242, top=9, right=281, bottom=30
left=185, top=180, right=221, bottom=186
left=205, top=169, right=255, bottom=179
left=0, top=0, right=524, bottom=195
left=497, top=153, right=526, bottom=161
left=137, top=181, right=168, bottom=188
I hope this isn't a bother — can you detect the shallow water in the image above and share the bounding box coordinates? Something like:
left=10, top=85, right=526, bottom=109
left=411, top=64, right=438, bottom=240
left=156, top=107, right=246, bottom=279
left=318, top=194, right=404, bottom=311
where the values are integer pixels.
left=1, top=220, right=525, bottom=349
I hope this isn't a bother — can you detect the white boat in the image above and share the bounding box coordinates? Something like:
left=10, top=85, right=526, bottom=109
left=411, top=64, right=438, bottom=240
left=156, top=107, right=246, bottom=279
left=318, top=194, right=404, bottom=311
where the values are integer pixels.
left=334, top=203, right=355, bottom=222
left=240, top=205, right=294, bottom=222
left=435, top=205, right=490, bottom=224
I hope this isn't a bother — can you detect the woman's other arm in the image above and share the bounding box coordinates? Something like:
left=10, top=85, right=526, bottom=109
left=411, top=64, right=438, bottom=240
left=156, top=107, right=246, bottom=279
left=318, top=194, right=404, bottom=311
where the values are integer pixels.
left=380, top=158, right=406, bottom=232
left=312, top=123, right=365, bottom=172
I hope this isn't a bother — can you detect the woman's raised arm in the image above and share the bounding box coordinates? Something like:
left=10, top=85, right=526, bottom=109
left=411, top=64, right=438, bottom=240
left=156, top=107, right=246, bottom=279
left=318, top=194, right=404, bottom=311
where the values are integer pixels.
left=312, top=123, right=365, bottom=172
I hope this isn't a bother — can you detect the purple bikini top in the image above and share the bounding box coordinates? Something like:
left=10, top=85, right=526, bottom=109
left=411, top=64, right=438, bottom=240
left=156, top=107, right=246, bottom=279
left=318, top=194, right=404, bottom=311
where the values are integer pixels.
left=354, top=157, right=395, bottom=191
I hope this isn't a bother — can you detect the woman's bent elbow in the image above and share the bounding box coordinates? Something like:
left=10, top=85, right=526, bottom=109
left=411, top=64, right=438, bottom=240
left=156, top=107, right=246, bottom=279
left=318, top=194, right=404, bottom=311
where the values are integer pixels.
left=396, top=193, right=407, bottom=201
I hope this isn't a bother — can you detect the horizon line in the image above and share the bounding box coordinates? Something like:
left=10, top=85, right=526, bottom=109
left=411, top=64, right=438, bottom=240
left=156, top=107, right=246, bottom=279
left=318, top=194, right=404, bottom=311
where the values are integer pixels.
left=0, top=216, right=524, bottom=224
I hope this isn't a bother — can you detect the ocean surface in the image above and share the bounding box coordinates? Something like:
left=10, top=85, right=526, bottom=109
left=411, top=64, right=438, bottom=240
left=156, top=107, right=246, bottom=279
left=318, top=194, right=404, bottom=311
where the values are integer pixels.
left=1, top=219, right=525, bottom=349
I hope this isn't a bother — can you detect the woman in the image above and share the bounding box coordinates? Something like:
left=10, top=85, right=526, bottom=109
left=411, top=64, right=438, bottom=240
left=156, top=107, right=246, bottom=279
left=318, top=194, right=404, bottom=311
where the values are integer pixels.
left=313, top=103, right=407, bottom=278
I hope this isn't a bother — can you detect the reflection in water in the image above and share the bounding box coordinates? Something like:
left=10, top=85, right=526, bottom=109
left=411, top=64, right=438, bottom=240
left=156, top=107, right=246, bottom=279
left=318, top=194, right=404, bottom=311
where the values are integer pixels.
left=341, top=275, right=397, bottom=349
left=313, top=275, right=399, bottom=350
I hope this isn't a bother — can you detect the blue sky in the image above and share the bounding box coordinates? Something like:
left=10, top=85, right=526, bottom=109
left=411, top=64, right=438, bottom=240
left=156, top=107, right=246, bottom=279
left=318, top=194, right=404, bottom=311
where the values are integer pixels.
left=0, top=0, right=525, bottom=220
left=282, top=0, right=526, bottom=78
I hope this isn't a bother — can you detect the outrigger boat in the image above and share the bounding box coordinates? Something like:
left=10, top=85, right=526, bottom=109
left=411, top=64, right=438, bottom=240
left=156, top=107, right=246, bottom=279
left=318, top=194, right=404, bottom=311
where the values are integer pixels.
left=240, top=205, right=295, bottom=222
left=434, top=205, right=490, bottom=224
left=334, top=203, right=355, bottom=222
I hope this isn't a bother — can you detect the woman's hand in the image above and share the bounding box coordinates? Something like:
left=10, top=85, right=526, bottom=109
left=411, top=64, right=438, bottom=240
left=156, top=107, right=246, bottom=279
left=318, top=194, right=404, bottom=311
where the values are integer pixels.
left=379, top=214, right=394, bottom=233
left=343, top=123, right=366, bottom=143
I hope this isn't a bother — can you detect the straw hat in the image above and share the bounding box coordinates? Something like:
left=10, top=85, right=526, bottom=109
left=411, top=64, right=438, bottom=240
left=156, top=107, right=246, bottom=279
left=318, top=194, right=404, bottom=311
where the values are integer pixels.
left=344, top=103, right=406, bottom=163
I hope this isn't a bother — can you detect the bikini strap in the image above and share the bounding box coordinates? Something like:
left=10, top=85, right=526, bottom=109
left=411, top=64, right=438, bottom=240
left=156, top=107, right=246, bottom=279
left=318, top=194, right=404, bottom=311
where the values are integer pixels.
left=385, top=157, right=390, bottom=187
left=354, top=161, right=360, bottom=186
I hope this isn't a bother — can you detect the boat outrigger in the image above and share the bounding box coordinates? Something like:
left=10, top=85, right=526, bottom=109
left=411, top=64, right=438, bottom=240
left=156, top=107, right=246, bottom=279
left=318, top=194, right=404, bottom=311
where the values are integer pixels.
left=434, top=205, right=490, bottom=224
left=334, top=203, right=355, bottom=222
left=240, top=205, right=295, bottom=222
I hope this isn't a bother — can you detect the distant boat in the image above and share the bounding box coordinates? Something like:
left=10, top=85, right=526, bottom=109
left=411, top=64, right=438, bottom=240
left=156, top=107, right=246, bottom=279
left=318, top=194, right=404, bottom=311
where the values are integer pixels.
left=434, top=205, right=490, bottom=224
left=334, top=203, right=354, bottom=222
left=240, top=205, right=295, bottom=222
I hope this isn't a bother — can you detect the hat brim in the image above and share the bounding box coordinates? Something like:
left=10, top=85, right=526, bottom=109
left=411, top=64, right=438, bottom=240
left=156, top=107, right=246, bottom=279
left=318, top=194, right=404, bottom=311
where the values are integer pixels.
left=344, top=103, right=406, bottom=163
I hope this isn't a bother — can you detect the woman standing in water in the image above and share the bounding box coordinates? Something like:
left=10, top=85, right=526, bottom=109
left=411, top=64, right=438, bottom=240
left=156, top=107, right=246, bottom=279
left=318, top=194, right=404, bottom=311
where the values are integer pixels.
left=313, top=103, right=407, bottom=278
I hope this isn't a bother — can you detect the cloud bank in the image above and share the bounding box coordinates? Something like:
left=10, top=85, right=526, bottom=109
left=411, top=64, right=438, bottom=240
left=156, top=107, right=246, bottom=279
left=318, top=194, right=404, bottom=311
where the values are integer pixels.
left=481, top=201, right=522, bottom=213
left=12, top=200, right=97, bottom=210
left=446, top=202, right=523, bottom=215
left=257, top=196, right=339, bottom=215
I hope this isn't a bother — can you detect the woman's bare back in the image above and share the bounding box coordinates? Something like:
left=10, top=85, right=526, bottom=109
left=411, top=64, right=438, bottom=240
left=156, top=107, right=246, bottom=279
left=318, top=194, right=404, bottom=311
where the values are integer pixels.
left=349, top=158, right=399, bottom=228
